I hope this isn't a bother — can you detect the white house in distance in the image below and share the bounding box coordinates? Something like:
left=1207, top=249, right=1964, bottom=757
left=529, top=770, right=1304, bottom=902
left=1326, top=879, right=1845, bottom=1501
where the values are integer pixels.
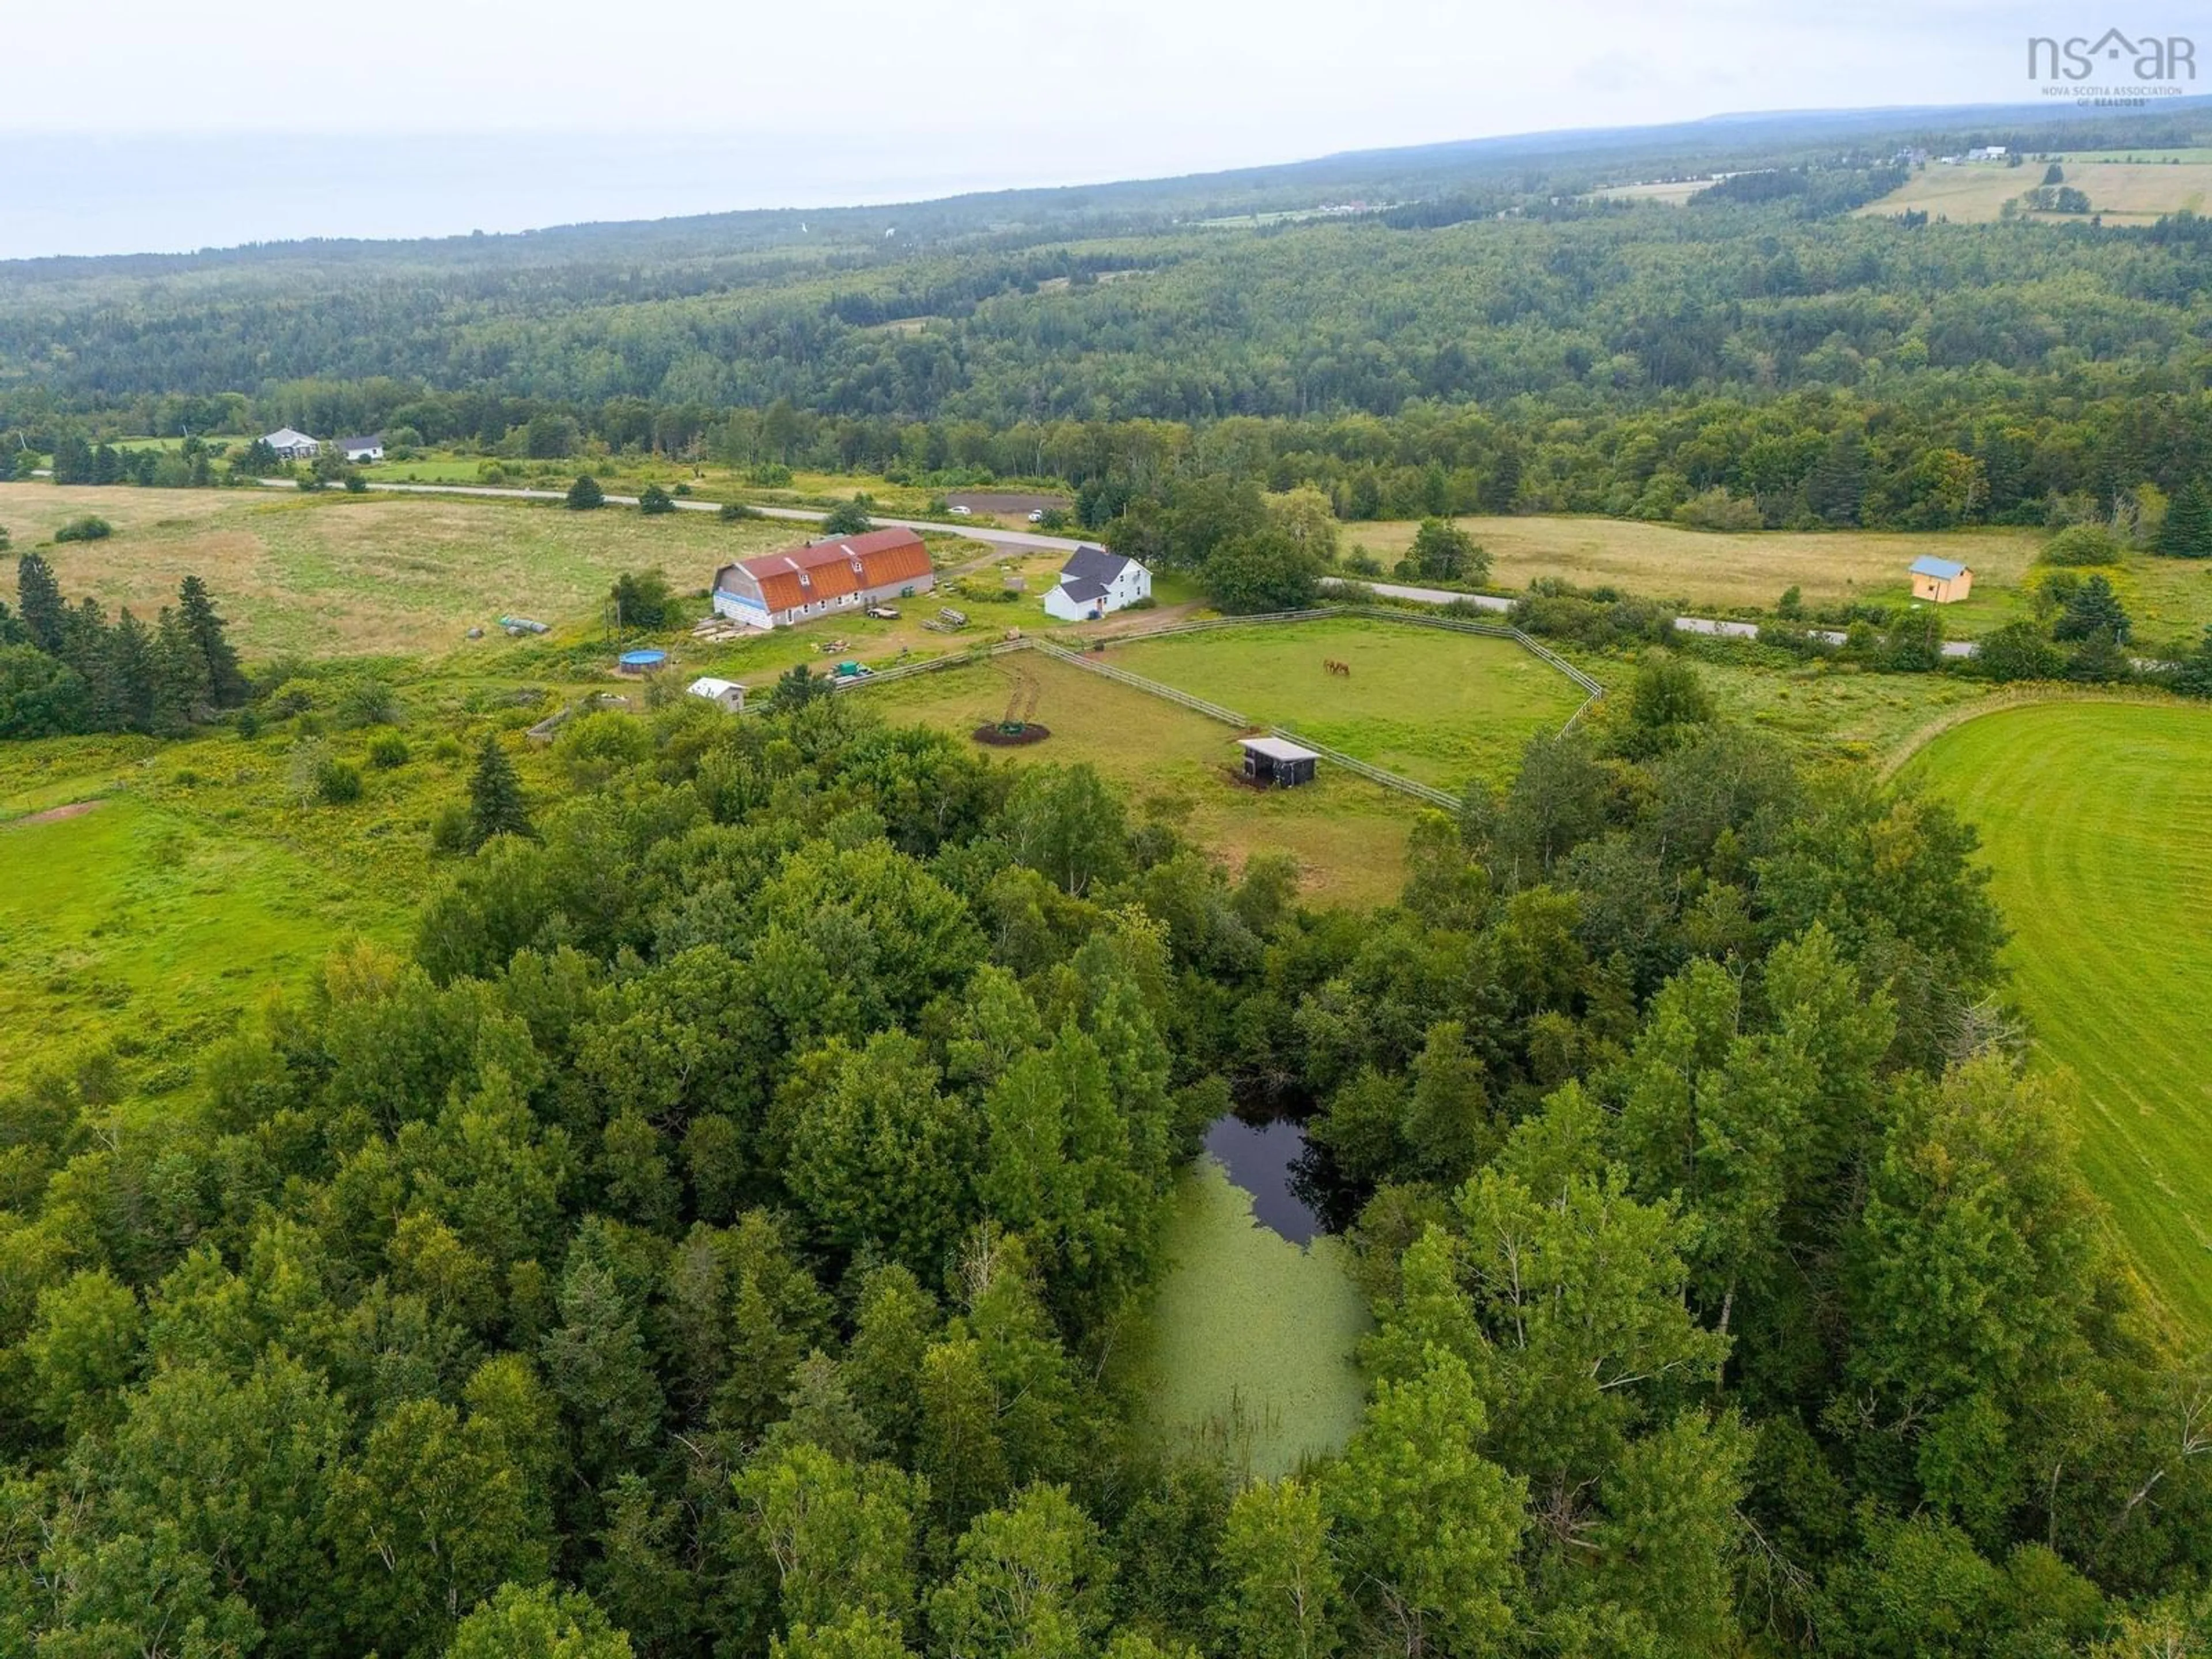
left=1043, top=546, right=1151, bottom=622
left=686, top=676, right=746, bottom=712
left=262, top=428, right=320, bottom=461
left=339, top=434, right=385, bottom=463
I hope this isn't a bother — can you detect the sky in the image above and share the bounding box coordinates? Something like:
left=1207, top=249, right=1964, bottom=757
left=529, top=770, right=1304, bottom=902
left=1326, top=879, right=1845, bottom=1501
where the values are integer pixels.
left=0, top=0, right=2202, bottom=257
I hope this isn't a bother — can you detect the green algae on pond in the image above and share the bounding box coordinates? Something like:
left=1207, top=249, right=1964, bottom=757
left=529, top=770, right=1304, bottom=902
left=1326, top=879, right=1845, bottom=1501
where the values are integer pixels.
left=1126, top=1157, right=1370, bottom=1479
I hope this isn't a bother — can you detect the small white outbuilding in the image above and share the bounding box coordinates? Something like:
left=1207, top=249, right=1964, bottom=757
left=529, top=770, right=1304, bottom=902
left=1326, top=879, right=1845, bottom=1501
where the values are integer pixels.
left=686, top=676, right=747, bottom=713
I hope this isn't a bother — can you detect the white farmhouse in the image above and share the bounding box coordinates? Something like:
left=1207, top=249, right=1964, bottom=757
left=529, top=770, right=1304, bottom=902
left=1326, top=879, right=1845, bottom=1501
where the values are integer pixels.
left=1043, top=546, right=1151, bottom=622
left=685, top=676, right=747, bottom=713
left=261, top=427, right=321, bottom=461
left=339, top=434, right=385, bottom=463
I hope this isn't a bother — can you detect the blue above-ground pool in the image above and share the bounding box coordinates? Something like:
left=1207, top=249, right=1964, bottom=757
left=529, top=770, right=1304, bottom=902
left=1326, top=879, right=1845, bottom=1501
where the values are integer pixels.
left=618, top=649, right=667, bottom=671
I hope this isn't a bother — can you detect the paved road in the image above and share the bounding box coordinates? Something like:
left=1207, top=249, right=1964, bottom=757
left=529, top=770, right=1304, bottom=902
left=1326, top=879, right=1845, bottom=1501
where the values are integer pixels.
left=1323, top=575, right=1512, bottom=611
left=260, top=476, right=1094, bottom=554
left=1333, top=575, right=1983, bottom=657
left=251, top=481, right=2009, bottom=656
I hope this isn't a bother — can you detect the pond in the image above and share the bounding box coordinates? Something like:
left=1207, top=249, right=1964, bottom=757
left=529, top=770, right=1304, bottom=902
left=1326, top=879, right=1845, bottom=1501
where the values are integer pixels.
left=1202, top=1104, right=1362, bottom=1245
left=1116, top=1104, right=1371, bottom=1478
left=1203, top=1112, right=1321, bottom=1244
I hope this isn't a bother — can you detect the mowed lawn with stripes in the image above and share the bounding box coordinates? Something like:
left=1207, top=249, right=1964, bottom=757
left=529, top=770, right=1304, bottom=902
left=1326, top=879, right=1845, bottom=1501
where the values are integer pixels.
left=1907, top=702, right=2212, bottom=1336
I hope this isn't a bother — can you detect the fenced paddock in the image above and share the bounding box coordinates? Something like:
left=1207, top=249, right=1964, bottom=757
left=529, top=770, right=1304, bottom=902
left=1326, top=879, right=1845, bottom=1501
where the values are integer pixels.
left=827, top=603, right=1605, bottom=806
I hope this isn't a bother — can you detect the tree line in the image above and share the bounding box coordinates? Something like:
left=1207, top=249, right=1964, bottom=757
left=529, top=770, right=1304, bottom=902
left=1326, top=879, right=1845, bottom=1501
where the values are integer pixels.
left=0, top=555, right=249, bottom=737
left=1, top=666, right=2206, bottom=1656
left=18, top=371, right=2212, bottom=546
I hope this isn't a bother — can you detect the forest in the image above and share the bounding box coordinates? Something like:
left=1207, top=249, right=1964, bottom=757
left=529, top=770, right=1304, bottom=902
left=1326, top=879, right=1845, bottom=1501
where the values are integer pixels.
left=2, top=660, right=2207, bottom=1657
left=10, top=207, right=2212, bottom=538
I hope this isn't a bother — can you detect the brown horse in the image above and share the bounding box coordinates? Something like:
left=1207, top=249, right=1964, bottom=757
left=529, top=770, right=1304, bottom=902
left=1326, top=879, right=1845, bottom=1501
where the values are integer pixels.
left=1322, top=658, right=1351, bottom=677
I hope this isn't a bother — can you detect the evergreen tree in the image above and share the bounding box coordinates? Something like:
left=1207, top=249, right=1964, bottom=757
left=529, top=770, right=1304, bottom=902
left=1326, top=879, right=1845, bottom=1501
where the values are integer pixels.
left=468, top=735, right=536, bottom=847
left=2063, top=627, right=2132, bottom=684
left=58, top=597, right=124, bottom=730
left=2052, top=573, right=2131, bottom=642
left=150, top=606, right=211, bottom=734
left=90, top=442, right=122, bottom=486
left=109, top=608, right=158, bottom=732
left=176, top=574, right=248, bottom=705
left=49, top=434, right=93, bottom=484
left=2173, top=625, right=2212, bottom=698
left=16, top=552, right=65, bottom=652
left=566, top=474, right=607, bottom=510
left=1479, top=443, right=1522, bottom=514
left=2155, top=479, right=2212, bottom=559
left=1806, top=425, right=1869, bottom=526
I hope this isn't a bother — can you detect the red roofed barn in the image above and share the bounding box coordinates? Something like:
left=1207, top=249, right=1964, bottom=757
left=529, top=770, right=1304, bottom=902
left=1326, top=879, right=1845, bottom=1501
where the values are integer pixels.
left=711, top=528, right=935, bottom=629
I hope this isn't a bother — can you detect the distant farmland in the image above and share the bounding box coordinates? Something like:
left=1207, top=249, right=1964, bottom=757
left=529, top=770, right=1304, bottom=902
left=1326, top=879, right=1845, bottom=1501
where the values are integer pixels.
left=1858, top=156, right=2212, bottom=224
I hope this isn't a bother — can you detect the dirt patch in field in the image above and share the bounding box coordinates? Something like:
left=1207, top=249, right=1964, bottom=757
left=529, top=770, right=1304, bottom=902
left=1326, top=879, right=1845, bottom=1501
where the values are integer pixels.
left=5, top=800, right=107, bottom=828
left=946, top=491, right=1071, bottom=516
left=973, top=721, right=1053, bottom=747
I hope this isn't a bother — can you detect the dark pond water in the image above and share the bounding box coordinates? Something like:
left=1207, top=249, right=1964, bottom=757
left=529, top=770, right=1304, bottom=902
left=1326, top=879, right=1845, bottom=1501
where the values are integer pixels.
left=1204, top=1111, right=1328, bottom=1246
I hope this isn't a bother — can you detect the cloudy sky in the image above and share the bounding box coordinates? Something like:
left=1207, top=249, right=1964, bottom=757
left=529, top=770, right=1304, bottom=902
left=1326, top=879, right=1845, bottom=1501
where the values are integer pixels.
left=0, top=0, right=2199, bottom=256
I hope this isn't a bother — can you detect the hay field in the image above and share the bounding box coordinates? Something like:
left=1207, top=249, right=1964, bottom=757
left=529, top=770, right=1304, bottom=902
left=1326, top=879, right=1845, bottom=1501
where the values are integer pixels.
left=1906, top=700, right=2212, bottom=1336
left=1343, top=515, right=2044, bottom=619
left=1857, top=158, right=2212, bottom=224
left=1593, top=179, right=1713, bottom=205
left=0, top=483, right=801, bottom=656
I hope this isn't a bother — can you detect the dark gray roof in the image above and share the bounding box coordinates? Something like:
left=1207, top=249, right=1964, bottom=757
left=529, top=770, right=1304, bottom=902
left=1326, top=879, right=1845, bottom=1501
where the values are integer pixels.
left=338, top=434, right=382, bottom=449
left=1059, top=577, right=1109, bottom=603
left=1059, top=546, right=1132, bottom=585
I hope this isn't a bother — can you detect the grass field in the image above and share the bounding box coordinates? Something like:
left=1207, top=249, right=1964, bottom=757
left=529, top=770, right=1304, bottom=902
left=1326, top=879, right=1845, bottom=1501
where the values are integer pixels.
left=0, top=484, right=812, bottom=657
left=0, top=698, right=525, bottom=1086
left=869, top=654, right=1419, bottom=906
left=1906, top=702, right=2212, bottom=1336
left=1119, top=1158, right=1370, bottom=1478
left=1667, top=650, right=1996, bottom=762
left=1857, top=157, right=2212, bottom=225
left=0, top=791, right=402, bottom=1085
left=1345, top=515, right=2045, bottom=618
left=1105, top=618, right=1590, bottom=789
left=1593, top=179, right=1713, bottom=205
left=1342, top=515, right=2212, bottom=646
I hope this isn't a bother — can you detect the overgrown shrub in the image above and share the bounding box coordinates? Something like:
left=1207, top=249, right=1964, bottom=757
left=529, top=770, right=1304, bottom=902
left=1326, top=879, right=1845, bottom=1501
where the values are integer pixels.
left=1971, top=621, right=2063, bottom=682
left=52, top=516, right=112, bottom=544
left=2040, top=524, right=2121, bottom=566
left=366, top=732, right=412, bottom=768
left=1671, top=487, right=1764, bottom=531
left=610, top=570, right=676, bottom=629
left=1512, top=581, right=1674, bottom=650
left=718, top=501, right=761, bottom=521
left=335, top=677, right=403, bottom=728
left=315, top=758, right=363, bottom=805
left=264, top=679, right=318, bottom=718
left=428, top=800, right=474, bottom=853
